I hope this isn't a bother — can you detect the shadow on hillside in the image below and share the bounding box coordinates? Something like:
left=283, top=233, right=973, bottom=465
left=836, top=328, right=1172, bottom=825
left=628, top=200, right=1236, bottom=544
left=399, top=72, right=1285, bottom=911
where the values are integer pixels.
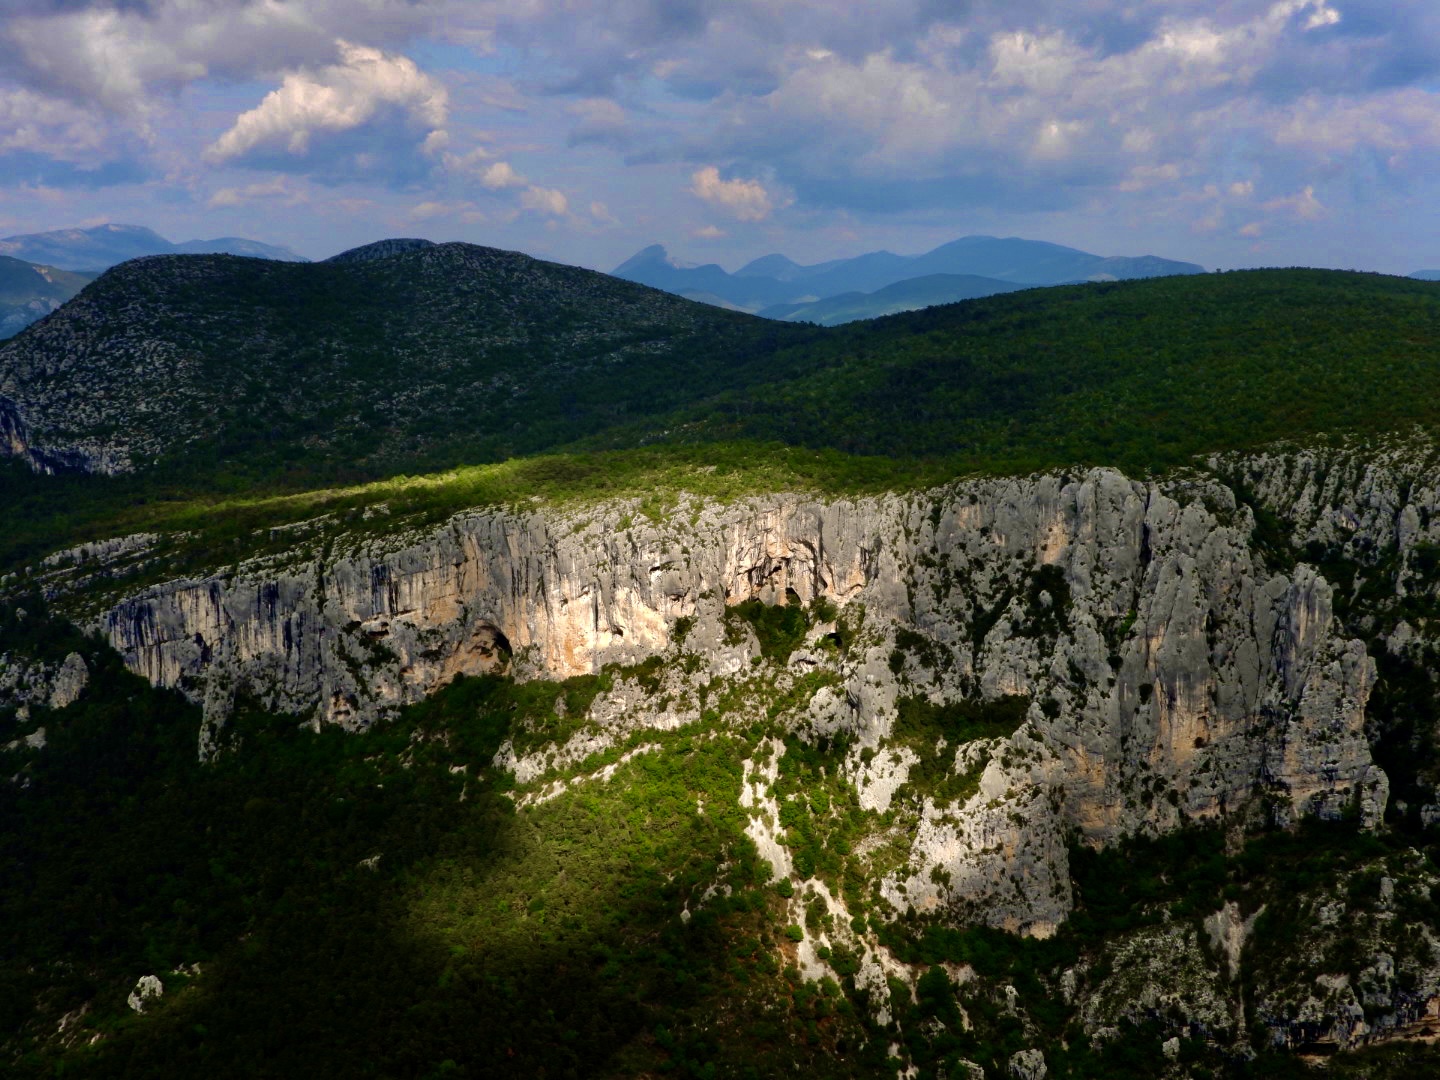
left=2, top=631, right=765, bottom=1079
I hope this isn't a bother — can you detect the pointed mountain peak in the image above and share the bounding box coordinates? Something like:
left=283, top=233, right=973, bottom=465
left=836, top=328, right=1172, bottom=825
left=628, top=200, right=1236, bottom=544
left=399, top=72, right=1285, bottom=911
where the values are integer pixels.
left=612, top=244, right=670, bottom=275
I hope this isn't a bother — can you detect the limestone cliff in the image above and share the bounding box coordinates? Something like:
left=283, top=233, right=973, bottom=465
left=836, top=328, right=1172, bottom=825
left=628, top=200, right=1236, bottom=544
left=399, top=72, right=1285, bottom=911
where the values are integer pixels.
left=59, top=464, right=1386, bottom=938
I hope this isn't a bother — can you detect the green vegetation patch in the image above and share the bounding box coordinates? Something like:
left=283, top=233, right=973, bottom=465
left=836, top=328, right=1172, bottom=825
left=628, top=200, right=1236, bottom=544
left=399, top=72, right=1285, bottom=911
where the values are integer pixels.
left=643, top=270, right=1440, bottom=476
left=724, top=594, right=814, bottom=663
left=12, top=269, right=1440, bottom=597
left=0, top=443, right=955, bottom=589
left=7, top=599, right=1440, bottom=1078
left=871, top=819, right=1440, bottom=1080
left=0, top=606, right=890, bottom=1079
left=890, top=693, right=1030, bottom=806
left=772, top=734, right=869, bottom=887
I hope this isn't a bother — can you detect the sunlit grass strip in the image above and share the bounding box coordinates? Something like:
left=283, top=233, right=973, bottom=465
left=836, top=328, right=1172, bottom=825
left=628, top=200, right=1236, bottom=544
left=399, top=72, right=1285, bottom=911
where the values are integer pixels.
left=52, top=445, right=954, bottom=551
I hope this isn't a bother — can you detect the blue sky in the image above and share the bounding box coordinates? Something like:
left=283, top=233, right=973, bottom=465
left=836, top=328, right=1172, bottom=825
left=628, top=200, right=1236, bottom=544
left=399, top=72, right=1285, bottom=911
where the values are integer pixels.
left=0, top=0, right=1437, bottom=273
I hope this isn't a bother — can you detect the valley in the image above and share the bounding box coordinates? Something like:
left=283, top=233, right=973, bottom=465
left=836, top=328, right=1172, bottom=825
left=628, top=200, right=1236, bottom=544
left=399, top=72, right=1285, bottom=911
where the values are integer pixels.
left=3, top=244, right=1440, bottom=1078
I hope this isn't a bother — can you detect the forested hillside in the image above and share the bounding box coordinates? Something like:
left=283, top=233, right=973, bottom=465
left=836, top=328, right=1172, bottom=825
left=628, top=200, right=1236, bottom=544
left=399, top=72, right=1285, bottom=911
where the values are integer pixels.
left=6, top=255, right=1440, bottom=1079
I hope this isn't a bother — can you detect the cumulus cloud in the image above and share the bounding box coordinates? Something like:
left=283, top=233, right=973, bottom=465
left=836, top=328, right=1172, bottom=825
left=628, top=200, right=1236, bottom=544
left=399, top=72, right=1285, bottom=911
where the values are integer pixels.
left=2, top=0, right=1440, bottom=264
left=208, top=177, right=305, bottom=209
left=520, top=185, right=569, bottom=216
left=409, top=199, right=486, bottom=224
left=440, top=147, right=528, bottom=189
left=206, top=40, right=447, bottom=164
left=479, top=161, right=527, bottom=190
left=689, top=166, right=783, bottom=221
left=0, top=87, right=110, bottom=159
left=1264, top=184, right=1326, bottom=220
left=0, top=0, right=442, bottom=112
left=0, top=84, right=152, bottom=188
left=4, top=6, right=207, bottom=114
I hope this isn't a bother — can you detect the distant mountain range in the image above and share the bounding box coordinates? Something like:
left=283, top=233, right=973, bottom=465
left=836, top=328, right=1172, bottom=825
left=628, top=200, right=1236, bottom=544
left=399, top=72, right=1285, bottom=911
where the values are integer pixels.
left=613, top=234, right=1205, bottom=320
left=1411, top=270, right=1440, bottom=281
left=759, top=273, right=1033, bottom=325
left=0, top=224, right=307, bottom=272
left=0, top=257, right=96, bottom=340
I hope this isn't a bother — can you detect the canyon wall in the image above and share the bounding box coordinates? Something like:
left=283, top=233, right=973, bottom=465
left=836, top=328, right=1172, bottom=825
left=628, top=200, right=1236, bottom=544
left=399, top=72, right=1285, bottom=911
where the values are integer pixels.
left=68, top=465, right=1389, bottom=935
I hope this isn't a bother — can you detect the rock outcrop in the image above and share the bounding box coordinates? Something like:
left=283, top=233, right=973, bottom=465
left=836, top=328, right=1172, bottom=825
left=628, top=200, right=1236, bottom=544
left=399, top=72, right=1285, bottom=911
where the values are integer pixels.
left=0, top=647, right=88, bottom=712
left=66, top=465, right=1389, bottom=932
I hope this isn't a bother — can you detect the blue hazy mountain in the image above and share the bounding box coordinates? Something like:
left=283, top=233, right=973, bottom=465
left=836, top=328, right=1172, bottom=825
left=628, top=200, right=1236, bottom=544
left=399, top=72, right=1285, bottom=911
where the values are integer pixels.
left=0, top=223, right=307, bottom=271
left=0, top=255, right=96, bottom=339
left=613, top=234, right=1204, bottom=314
left=611, top=245, right=798, bottom=309
left=759, top=272, right=1032, bottom=325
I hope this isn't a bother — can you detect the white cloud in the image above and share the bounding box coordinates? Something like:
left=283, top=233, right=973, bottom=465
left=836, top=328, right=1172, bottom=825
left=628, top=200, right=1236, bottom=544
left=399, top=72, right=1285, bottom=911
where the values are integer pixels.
left=0, top=87, right=109, bottom=159
left=438, top=145, right=485, bottom=170
left=1119, top=163, right=1181, bottom=192
left=692, top=224, right=726, bottom=238
left=989, top=31, right=1080, bottom=93
left=1272, top=90, right=1440, bottom=156
left=480, top=161, right=527, bottom=190
left=1181, top=177, right=1266, bottom=235
left=440, top=147, right=527, bottom=189
left=1, top=0, right=444, bottom=114
left=520, top=186, right=568, bottom=216
left=208, top=177, right=304, bottom=208
left=409, top=199, right=486, bottom=224
left=1264, top=184, right=1326, bottom=220
left=1268, top=0, right=1343, bottom=32
left=689, top=166, right=783, bottom=222
left=206, top=40, right=447, bottom=163
left=4, top=7, right=204, bottom=114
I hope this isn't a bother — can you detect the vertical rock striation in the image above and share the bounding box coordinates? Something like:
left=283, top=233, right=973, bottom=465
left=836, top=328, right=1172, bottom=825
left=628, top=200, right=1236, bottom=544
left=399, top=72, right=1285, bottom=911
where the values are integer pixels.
left=83, top=465, right=1387, bottom=928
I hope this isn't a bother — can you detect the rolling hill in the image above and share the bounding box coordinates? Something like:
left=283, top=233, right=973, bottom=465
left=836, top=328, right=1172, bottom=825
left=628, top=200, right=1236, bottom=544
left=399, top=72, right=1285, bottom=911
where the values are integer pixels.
left=5, top=247, right=1440, bottom=1080
left=600, top=267, right=1440, bottom=477
left=3, top=250, right=1439, bottom=491
left=0, top=240, right=809, bottom=478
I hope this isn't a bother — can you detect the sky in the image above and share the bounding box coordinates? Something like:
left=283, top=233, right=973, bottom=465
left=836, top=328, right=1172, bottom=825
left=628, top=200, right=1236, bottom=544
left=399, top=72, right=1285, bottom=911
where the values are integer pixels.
left=0, top=0, right=1437, bottom=274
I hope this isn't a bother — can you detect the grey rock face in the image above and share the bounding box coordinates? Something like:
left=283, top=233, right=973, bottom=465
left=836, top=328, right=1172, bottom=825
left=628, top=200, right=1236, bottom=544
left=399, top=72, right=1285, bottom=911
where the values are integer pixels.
left=1008, top=1048, right=1046, bottom=1080
left=125, top=975, right=163, bottom=1014
left=74, top=465, right=1387, bottom=932
left=1220, top=442, right=1440, bottom=804
left=0, top=649, right=88, bottom=711
left=48, top=651, right=89, bottom=709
